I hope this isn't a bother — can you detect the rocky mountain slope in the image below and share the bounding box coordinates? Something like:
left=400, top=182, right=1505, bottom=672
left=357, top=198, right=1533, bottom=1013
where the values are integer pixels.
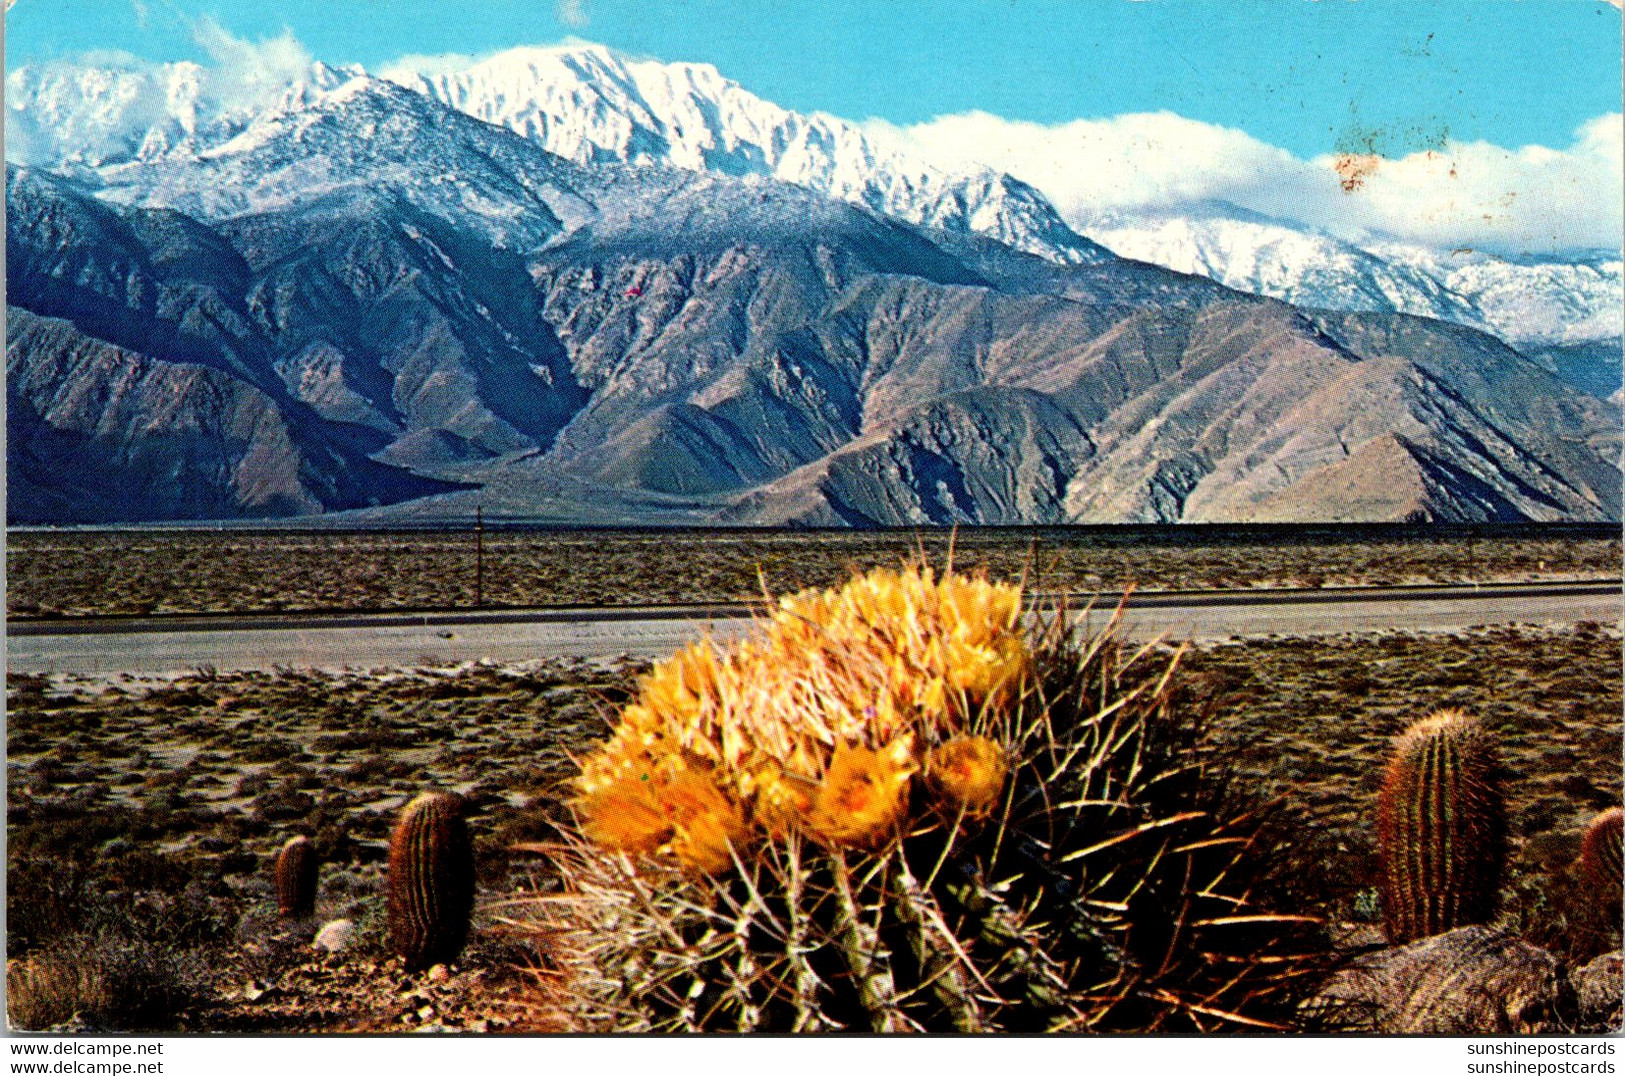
left=6, top=63, right=1619, bottom=525
left=5, top=167, right=456, bottom=522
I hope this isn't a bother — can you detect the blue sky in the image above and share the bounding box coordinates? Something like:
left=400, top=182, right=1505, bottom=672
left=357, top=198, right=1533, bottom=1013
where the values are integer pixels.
left=6, top=0, right=1621, bottom=252
left=5, top=0, right=1620, bottom=160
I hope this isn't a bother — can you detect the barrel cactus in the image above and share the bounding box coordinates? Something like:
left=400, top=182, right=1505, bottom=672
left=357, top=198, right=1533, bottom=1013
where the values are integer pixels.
left=530, top=563, right=1333, bottom=1032
left=1580, top=808, right=1624, bottom=895
left=1375, top=710, right=1506, bottom=945
left=387, top=791, right=476, bottom=971
left=273, top=834, right=319, bottom=919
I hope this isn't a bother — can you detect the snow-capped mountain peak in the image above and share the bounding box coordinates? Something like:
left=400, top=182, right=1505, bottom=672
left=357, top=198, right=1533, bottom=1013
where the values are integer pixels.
left=5, top=54, right=362, bottom=171
left=383, top=43, right=1109, bottom=265
left=1365, top=241, right=1624, bottom=348
left=1081, top=205, right=1490, bottom=330
left=1081, top=203, right=1622, bottom=358
left=9, top=43, right=1108, bottom=265
left=85, top=72, right=600, bottom=253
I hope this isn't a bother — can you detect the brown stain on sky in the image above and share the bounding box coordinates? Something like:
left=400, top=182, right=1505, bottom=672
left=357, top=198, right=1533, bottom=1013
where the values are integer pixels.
left=1334, top=153, right=1382, bottom=193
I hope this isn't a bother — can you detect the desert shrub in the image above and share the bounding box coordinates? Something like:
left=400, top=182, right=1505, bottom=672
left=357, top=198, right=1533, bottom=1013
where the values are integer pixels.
left=526, top=564, right=1338, bottom=1032
left=342, top=754, right=414, bottom=782
left=249, top=788, right=315, bottom=822
left=7, top=935, right=210, bottom=1032
left=239, top=737, right=305, bottom=763
left=311, top=728, right=425, bottom=753
left=343, top=893, right=393, bottom=958
left=145, top=685, right=212, bottom=709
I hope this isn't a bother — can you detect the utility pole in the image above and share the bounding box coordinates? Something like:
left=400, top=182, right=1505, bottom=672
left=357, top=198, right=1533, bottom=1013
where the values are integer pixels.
left=475, top=505, right=485, bottom=609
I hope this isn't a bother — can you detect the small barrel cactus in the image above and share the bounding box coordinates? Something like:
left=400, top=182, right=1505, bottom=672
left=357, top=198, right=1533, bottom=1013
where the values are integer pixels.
left=1580, top=807, right=1624, bottom=894
left=531, top=563, right=1334, bottom=1032
left=274, top=834, right=319, bottom=919
left=387, top=791, right=476, bottom=971
left=1376, top=709, right=1506, bottom=945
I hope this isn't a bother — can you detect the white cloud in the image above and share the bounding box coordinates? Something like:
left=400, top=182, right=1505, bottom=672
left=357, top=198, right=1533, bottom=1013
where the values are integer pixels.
left=377, top=51, right=484, bottom=84
left=871, top=110, right=1624, bottom=254
left=376, top=37, right=608, bottom=86
left=1310, top=114, right=1624, bottom=253
left=190, top=16, right=315, bottom=110
left=556, top=0, right=589, bottom=29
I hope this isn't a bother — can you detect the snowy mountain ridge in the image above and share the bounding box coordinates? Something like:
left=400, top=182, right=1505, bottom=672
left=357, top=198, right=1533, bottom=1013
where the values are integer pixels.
left=1083, top=203, right=1622, bottom=350
left=6, top=44, right=1110, bottom=267
left=5, top=55, right=362, bottom=171
left=384, top=44, right=1111, bottom=266
left=8, top=49, right=1620, bottom=525
left=7, top=43, right=1620, bottom=360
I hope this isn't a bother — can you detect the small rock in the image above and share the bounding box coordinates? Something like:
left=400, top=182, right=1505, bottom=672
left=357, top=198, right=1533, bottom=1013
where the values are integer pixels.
left=243, top=983, right=280, bottom=1003
left=312, top=919, right=355, bottom=953
left=427, top=963, right=451, bottom=983
left=1571, top=952, right=1623, bottom=1031
left=417, top=1004, right=436, bottom=1020
left=1319, top=926, right=1568, bottom=1033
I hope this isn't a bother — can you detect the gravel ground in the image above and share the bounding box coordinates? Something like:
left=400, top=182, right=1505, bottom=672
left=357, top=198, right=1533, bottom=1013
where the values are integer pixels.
left=6, top=622, right=1619, bottom=1032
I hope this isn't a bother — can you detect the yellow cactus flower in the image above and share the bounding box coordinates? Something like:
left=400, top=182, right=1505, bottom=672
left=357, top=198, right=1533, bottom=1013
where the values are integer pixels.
left=575, top=768, right=675, bottom=856
left=637, top=638, right=728, bottom=733
left=744, top=761, right=819, bottom=838
left=924, top=735, right=1009, bottom=819
left=571, top=563, right=1032, bottom=869
left=575, top=759, right=747, bottom=875
left=807, top=737, right=917, bottom=848
left=662, top=768, right=750, bottom=875
left=944, top=634, right=1028, bottom=709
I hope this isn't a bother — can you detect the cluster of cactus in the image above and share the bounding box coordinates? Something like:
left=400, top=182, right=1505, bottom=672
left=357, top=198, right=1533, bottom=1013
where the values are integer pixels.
left=1373, top=711, right=1621, bottom=960
left=536, top=563, right=1333, bottom=1032
left=387, top=791, right=477, bottom=971
left=1374, top=709, right=1508, bottom=944
left=274, top=834, right=320, bottom=920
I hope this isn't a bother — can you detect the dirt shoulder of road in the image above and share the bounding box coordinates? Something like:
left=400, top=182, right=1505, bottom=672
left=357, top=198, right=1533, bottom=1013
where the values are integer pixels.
left=8, top=527, right=1619, bottom=618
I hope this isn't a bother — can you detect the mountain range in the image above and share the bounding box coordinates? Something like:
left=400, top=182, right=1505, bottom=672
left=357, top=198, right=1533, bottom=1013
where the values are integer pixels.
left=6, top=46, right=1621, bottom=525
left=1082, top=203, right=1623, bottom=400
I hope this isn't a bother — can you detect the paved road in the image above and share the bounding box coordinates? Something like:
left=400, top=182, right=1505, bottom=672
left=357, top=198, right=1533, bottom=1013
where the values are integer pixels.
left=6, top=582, right=1618, bottom=677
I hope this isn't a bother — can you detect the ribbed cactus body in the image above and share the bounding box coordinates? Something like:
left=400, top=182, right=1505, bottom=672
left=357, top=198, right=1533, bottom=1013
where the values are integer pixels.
left=387, top=792, right=475, bottom=971
left=1376, top=710, right=1506, bottom=945
left=274, top=834, right=319, bottom=919
left=1580, top=808, right=1624, bottom=893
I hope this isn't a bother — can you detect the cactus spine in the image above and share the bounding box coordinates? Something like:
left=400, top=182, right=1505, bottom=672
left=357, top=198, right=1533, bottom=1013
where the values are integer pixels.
left=1376, top=710, right=1506, bottom=945
left=274, top=834, right=319, bottom=919
left=387, top=791, right=475, bottom=971
left=1580, top=807, right=1624, bottom=894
